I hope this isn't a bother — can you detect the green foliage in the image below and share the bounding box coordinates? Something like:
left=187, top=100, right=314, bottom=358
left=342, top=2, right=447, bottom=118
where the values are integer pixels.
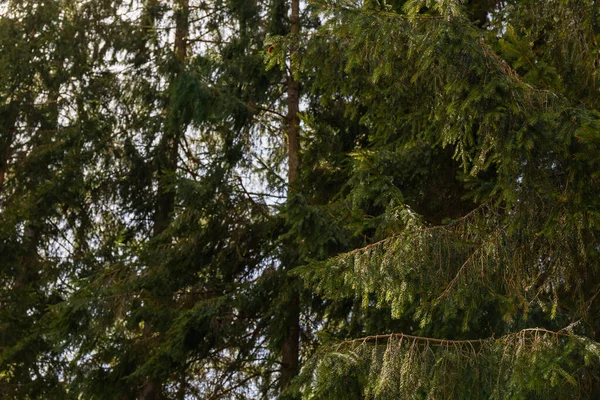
left=278, top=0, right=600, bottom=397
left=297, top=329, right=600, bottom=399
left=2, top=0, right=600, bottom=398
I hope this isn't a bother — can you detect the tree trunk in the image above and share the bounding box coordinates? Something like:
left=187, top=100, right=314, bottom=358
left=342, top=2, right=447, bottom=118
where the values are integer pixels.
left=280, top=290, right=300, bottom=390
left=281, top=0, right=301, bottom=392
left=139, top=1, right=188, bottom=399
left=0, top=105, right=16, bottom=197
left=152, top=0, right=188, bottom=237
left=287, top=0, right=300, bottom=184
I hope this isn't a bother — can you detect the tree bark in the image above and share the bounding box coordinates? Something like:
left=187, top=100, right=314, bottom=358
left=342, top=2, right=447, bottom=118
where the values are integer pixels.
left=152, top=0, right=188, bottom=237
left=0, top=106, right=16, bottom=197
left=287, top=0, right=300, bottom=184
left=280, top=289, right=300, bottom=390
left=281, top=0, right=301, bottom=392
left=139, top=2, right=188, bottom=399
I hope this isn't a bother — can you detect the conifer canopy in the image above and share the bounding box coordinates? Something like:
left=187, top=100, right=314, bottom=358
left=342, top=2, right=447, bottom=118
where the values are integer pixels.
left=1, top=0, right=600, bottom=399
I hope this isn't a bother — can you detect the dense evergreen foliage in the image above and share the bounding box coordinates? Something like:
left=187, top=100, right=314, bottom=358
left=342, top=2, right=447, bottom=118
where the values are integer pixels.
left=1, top=0, right=600, bottom=399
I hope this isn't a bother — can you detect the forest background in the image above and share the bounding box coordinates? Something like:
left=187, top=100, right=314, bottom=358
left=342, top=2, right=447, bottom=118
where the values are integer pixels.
left=2, top=0, right=600, bottom=399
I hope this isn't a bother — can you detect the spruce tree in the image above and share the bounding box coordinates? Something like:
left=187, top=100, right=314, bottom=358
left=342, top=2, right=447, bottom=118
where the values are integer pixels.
left=0, top=1, right=131, bottom=397
left=4, top=0, right=600, bottom=399
left=267, top=0, right=600, bottom=398
left=46, top=1, right=285, bottom=398
left=1, top=0, right=283, bottom=398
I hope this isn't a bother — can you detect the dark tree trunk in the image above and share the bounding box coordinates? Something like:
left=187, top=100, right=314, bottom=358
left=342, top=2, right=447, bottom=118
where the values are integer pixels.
left=140, top=1, right=188, bottom=399
left=287, top=0, right=300, bottom=185
left=0, top=105, right=16, bottom=197
left=152, top=0, right=188, bottom=237
left=281, top=0, right=301, bottom=392
left=280, top=290, right=300, bottom=390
